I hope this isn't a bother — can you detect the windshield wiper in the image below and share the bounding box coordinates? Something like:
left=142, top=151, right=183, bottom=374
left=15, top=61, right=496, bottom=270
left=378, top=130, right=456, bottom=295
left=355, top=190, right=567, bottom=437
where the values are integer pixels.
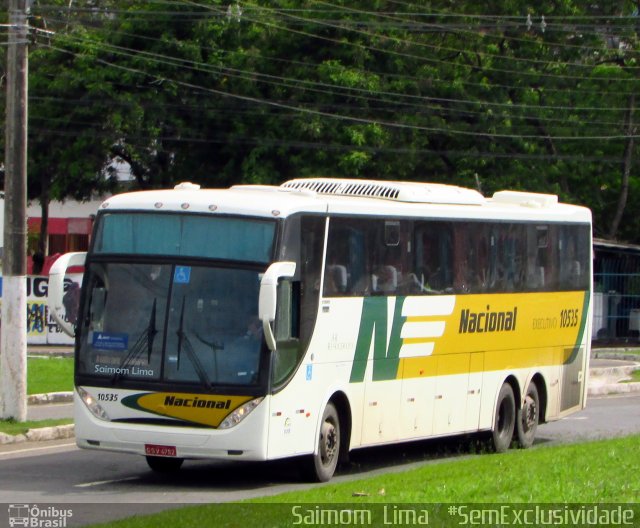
left=193, top=331, right=223, bottom=382
left=147, top=298, right=157, bottom=363
left=176, top=296, right=213, bottom=389
left=111, top=299, right=158, bottom=384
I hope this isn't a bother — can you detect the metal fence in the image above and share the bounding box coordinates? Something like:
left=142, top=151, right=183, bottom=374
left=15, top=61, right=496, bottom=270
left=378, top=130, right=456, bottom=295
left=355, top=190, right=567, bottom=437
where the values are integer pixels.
left=593, top=240, right=640, bottom=343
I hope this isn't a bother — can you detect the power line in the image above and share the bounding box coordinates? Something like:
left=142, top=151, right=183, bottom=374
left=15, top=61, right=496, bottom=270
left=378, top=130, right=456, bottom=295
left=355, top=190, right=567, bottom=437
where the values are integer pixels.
left=33, top=15, right=640, bottom=98
left=35, top=29, right=638, bottom=117
left=182, top=0, right=640, bottom=83
left=40, top=41, right=640, bottom=141
left=33, top=2, right=640, bottom=81
left=25, top=124, right=628, bottom=164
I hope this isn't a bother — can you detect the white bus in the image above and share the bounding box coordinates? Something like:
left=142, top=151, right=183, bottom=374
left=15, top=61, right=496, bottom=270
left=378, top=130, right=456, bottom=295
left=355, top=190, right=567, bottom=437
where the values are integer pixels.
left=48, top=178, right=592, bottom=481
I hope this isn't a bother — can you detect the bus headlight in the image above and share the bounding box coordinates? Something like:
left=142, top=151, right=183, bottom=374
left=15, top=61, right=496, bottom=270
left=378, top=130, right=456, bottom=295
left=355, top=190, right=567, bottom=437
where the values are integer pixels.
left=218, top=397, right=263, bottom=429
left=78, top=387, right=110, bottom=421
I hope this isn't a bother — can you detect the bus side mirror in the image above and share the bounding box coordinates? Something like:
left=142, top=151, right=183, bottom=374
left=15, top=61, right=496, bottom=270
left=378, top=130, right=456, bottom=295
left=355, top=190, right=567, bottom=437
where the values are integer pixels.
left=259, top=261, right=296, bottom=352
left=48, top=252, right=86, bottom=337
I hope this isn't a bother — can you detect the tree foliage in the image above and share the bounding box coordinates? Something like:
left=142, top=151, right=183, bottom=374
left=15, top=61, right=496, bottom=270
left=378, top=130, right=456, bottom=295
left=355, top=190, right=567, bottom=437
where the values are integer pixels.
left=3, top=0, right=640, bottom=241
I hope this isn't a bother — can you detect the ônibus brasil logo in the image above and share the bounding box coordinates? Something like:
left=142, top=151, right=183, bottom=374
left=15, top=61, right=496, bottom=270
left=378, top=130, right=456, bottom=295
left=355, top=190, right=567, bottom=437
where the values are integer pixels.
left=7, top=504, right=73, bottom=528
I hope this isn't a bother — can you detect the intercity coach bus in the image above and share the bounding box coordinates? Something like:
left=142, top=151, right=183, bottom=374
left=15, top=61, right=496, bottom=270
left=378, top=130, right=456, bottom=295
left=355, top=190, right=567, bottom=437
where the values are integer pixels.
left=48, top=178, right=592, bottom=481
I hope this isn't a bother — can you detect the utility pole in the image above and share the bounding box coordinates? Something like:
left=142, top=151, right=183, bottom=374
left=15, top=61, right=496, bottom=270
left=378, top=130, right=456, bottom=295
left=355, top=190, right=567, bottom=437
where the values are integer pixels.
left=1, top=0, right=29, bottom=421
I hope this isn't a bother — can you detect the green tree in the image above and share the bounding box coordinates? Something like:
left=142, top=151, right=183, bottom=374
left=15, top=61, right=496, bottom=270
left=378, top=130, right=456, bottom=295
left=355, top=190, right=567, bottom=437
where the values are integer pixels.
left=8, top=0, right=640, bottom=244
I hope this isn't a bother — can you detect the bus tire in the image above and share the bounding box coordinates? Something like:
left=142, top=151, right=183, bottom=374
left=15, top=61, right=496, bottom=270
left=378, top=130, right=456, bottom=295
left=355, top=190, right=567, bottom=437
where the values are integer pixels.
left=516, top=382, right=539, bottom=449
left=146, top=456, right=184, bottom=473
left=491, top=383, right=515, bottom=453
left=306, top=402, right=341, bottom=482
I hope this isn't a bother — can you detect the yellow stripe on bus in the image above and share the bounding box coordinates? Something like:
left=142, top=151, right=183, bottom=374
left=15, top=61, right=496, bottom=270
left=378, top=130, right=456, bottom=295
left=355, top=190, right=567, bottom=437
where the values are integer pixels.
left=400, top=344, right=583, bottom=380
left=402, top=337, right=436, bottom=345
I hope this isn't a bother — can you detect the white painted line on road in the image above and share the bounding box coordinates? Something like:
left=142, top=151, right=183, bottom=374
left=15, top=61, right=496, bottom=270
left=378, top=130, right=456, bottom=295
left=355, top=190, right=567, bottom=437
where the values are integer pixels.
left=0, top=441, right=77, bottom=458
left=75, top=476, right=140, bottom=488
left=564, top=416, right=588, bottom=420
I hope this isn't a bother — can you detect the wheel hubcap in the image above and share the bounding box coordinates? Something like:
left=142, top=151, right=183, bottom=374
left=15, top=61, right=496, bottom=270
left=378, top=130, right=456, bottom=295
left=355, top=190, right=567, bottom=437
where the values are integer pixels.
left=522, top=395, right=537, bottom=432
left=320, top=420, right=338, bottom=465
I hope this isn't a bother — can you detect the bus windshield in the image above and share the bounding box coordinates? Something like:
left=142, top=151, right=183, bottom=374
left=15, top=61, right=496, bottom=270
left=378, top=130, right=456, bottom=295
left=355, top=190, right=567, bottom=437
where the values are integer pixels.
left=78, top=262, right=265, bottom=388
left=93, top=212, right=275, bottom=263
left=77, top=212, right=277, bottom=390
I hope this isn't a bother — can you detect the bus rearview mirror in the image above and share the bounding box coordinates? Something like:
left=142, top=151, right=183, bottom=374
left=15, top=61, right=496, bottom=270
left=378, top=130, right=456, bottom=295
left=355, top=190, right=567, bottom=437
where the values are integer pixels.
left=47, top=251, right=87, bottom=337
left=259, top=261, right=296, bottom=352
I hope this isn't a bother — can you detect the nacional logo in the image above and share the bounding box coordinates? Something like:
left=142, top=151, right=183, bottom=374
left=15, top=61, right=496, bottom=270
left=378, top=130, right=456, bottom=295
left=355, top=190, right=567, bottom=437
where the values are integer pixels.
left=121, top=392, right=253, bottom=427
left=163, top=394, right=231, bottom=410
left=349, top=296, right=455, bottom=383
left=348, top=295, right=523, bottom=383
left=458, top=306, right=518, bottom=334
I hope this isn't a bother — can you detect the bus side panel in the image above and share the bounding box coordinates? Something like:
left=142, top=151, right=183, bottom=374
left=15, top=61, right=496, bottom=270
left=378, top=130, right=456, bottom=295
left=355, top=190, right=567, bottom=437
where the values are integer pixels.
left=266, top=298, right=365, bottom=459
left=399, top=359, right=436, bottom=439
left=266, top=360, right=356, bottom=460
left=265, top=290, right=591, bottom=457
left=432, top=355, right=471, bottom=436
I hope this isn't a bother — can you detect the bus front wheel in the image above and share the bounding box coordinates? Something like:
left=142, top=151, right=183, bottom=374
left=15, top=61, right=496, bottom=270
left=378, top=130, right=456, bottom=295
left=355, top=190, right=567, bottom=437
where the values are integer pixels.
left=491, top=383, right=515, bottom=453
left=306, top=402, right=341, bottom=482
left=516, top=382, right=539, bottom=448
left=146, top=456, right=184, bottom=473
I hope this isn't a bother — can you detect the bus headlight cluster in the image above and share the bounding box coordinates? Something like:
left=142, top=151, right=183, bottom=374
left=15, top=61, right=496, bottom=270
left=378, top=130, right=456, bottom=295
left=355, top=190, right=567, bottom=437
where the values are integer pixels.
left=78, top=387, right=110, bottom=421
left=219, top=397, right=263, bottom=429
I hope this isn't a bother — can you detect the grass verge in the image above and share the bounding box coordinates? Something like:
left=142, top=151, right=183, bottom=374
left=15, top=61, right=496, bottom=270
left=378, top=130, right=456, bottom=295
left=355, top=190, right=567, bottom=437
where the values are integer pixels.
left=89, top=434, right=640, bottom=527
left=27, top=356, right=73, bottom=395
left=0, top=356, right=73, bottom=435
left=622, top=369, right=640, bottom=383
left=596, top=348, right=640, bottom=356
left=0, top=418, right=72, bottom=436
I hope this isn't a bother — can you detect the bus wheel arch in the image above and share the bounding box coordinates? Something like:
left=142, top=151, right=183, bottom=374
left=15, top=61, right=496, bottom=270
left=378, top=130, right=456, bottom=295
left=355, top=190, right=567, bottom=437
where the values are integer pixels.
left=533, top=373, right=548, bottom=424
left=304, top=392, right=351, bottom=482
left=329, top=391, right=352, bottom=465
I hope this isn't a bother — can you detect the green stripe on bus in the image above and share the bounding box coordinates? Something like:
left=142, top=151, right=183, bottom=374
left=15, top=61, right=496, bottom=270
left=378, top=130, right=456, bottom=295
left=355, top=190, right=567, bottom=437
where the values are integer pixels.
left=350, top=296, right=406, bottom=383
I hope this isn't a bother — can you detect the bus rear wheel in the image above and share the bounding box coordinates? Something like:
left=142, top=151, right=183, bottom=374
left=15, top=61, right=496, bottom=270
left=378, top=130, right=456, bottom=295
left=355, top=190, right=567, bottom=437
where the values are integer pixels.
left=516, top=382, right=539, bottom=448
left=491, top=383, right=515, bottom=453
left=306, top=402, right=341, bottom=482
left=146, top=456, right=184, bottom=473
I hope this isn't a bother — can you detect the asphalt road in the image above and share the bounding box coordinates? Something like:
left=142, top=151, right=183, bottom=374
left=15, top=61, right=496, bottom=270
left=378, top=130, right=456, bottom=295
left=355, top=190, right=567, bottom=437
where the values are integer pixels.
left=27, top=402, right=74, bottom=421
left=2, top=393, right=639, bottom=526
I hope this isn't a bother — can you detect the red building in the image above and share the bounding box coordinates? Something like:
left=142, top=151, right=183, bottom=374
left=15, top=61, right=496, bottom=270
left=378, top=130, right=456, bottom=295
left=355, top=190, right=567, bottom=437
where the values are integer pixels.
left=26, top=199, right=100, bottom=275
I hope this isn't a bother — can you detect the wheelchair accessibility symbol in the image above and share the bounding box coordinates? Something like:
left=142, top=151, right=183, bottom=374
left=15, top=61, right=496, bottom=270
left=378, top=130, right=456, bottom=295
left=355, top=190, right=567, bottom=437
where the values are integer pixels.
left=174, top=266, right=191, bottom=284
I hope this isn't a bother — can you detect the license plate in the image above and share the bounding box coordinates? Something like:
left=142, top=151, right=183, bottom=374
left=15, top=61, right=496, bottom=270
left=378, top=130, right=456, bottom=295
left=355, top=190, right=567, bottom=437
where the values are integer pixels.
left=145, top=444, right=177, bottom=457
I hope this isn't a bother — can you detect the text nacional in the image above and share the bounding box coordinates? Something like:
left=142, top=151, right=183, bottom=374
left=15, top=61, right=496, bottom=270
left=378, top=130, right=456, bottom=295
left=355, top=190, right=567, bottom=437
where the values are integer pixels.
left=458, top=305, right=518, bottom=334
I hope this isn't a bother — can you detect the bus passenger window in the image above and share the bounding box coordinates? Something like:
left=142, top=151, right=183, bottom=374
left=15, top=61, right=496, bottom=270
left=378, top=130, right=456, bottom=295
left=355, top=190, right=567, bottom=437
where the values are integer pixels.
left=325, top=265, right=348, bottom=295
left=372, top=265, right=398, bottom=294
left=324, top=219, right=369, bottom=297
left=414, top=222, right=453, bottom=294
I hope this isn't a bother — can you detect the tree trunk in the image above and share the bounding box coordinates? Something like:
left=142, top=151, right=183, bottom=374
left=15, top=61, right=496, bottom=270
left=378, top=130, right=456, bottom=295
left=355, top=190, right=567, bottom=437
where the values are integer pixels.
left=33, top=173, right=50, bottom=273
left=608, top=93, right=635, bottom=240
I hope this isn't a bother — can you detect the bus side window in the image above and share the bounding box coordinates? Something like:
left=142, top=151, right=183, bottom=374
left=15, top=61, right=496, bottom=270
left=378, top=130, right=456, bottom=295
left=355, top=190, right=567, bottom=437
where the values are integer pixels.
left=88, top=285, right=106, bottom=331
left=413, top=221, right=453, bottom=294
left=325, top=265, right=348, bottom=295
left=324, top=219, right=370, bottom=297
left=273, top=215, right=324, bottom=388
left=275, top=279, right=297, bottom=341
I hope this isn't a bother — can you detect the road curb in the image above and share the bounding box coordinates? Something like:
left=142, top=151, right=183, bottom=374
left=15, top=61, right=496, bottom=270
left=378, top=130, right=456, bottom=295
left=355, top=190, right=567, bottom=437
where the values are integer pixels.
left=588, top=382, right=640, bottom=397
left=0, top=424, right=74, bottom=445
left=587, top=357, right=640, bottom=395
left=592, top=348, right=640, bottom=362
left=28, top=392, right=74, bottom=405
